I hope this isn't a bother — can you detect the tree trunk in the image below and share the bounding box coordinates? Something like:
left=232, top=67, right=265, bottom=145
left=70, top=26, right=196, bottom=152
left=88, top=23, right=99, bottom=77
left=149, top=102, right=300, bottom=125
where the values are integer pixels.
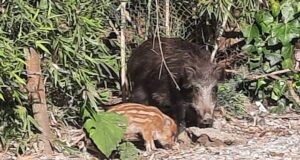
left=25, top=47, right=53, bottom=154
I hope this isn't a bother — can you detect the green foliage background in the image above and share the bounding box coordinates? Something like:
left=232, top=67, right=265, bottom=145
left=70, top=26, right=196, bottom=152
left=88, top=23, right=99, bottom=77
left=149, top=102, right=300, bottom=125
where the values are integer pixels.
left=241, top=0, right=300, bottom=111
left=0, top=0, right=120, bottom=153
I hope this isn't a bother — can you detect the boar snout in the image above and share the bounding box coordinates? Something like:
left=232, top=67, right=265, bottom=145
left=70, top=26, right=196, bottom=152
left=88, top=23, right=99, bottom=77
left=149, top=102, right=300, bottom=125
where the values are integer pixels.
left=202, top=113, right=213, bottom=125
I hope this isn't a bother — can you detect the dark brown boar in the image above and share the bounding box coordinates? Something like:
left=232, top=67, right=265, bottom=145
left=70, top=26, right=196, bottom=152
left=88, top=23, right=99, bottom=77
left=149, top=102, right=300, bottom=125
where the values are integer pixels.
left=108, top=103, right=177, bottom=151
left=127, top=37, right=223, bottom=130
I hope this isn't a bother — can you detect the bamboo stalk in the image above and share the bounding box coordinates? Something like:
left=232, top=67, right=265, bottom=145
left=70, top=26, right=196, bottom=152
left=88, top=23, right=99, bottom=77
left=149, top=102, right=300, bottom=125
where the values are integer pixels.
left=120, top=1, right=128, bottom=101
left=145, top=0, right=152, bottom=40
left=210, top=3, right=232, bottom=63
left=165, top=0, right=170, bottom=37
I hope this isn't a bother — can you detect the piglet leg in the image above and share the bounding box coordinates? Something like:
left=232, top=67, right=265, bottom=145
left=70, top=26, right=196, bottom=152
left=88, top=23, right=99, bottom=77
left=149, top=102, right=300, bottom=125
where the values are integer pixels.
left=143, top=132, right=156, bottom=151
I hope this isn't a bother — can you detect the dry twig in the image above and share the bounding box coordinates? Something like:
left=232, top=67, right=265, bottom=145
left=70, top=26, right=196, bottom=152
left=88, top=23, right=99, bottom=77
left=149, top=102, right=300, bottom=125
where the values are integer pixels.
left=154, top=0, right=180, bottom=90
left=225, top=69, right=299, bottom=80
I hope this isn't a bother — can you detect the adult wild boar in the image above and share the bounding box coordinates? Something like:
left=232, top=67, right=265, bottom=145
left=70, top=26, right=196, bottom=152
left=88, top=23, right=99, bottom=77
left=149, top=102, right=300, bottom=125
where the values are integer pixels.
left=127, top=37, right=223, bottom=130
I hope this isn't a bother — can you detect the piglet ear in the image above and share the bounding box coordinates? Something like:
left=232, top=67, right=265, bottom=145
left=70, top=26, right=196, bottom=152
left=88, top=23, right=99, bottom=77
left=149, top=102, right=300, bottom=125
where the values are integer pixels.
left=164, top=118, right=172, bottom=126
left=214, top=65, right=225, bottom=82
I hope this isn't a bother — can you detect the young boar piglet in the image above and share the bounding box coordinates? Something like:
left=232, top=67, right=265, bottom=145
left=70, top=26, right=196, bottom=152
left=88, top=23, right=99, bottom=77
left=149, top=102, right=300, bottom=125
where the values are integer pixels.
left=108, top=103, right=178, bottom=151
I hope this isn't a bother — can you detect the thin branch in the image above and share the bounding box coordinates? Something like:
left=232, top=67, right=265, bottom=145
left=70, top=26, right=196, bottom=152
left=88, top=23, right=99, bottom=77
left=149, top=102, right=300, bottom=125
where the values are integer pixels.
left=225, top=69, right=297, bottom=80
left=154, top=0, right=180, bottom=90
left=287, top=80, right=300, bottom=107
left=247, top=69, right=292, bottom=80
left=210, top=3, right=232, bottom=62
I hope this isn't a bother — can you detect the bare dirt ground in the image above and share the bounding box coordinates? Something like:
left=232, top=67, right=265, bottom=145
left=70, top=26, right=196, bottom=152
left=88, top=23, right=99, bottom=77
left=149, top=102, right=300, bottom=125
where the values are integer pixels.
left=1, top=105, right=300, bottom=160
left=141, top=110, right=300, bottom=160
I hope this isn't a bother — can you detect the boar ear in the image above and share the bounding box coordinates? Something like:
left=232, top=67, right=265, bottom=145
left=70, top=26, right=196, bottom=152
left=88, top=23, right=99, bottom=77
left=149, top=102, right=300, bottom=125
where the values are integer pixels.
left=214, top=65, right=225, bottom=82
left=183, top=67, right=195, bottom=88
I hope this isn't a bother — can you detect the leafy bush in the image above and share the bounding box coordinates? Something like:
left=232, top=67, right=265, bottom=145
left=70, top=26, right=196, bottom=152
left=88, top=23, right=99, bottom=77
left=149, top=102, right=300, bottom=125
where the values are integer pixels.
left=117, top=142, right=140, bottom=160
left=218, top=78, right=249, bottom=116
left=241, top=0, right=300, bottom=111
left=0, top=0, right=120, bottom=153
left=82, top=106, right=127, bottom=158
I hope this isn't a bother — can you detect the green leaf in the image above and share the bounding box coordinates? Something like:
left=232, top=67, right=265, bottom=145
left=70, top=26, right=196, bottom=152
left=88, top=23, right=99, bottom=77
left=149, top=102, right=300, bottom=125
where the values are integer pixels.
left=281, top=0, right=295, bottom=23
left=268, top=36, right=279, bottom=46
left=281, top=44, right=293, bottom=59
left=255, top=11, right=274, bottom=24
left=242, top=44, right=257, bottom=52
left=273, top=23, right=300, bottom=45
left=35, top=41, right=50, bottom=54
left=265, top=52, right=282, bottom=66
left=241, top=24, right=260, bottom=42
left=0, top=93, right=4, bottom=101
left=83, top=112, right=127, bottom=158
left=12, top=72, right=26, bottom=85
left=282, top=58, right=293, bottom=69
left=39, top=0, right=48, bottom=10
left=255, top=79, right=266, bottom=94
left=28, top=115, right=42, bottom=131
left=119, top=142, right=140, bottom=160
left=269, top=0, right=281, bottom=17
left=271, top=80, right=286, bottom=101
left=80, top=16, right=98, bottom=27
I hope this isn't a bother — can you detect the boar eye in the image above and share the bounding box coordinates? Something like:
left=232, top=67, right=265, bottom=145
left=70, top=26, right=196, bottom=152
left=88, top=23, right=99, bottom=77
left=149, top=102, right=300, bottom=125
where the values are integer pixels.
left=212, top=86, right=218, bottom=92
left=194, top=86, right=201, bottom=92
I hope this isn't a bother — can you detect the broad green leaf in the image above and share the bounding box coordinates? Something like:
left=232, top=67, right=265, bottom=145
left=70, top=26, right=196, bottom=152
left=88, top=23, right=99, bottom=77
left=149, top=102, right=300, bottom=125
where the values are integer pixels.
left=255, top=11, right=274, bottom=24
left=118, top=142, right=140, bottom=160
left=271, top=80, right=286, bottom=100
left=255, top=79, right=266, bottom=94
left=273, top=23, right=300, bottom=45
left=281, top=0, right=295, bottom=23
left=268, top=36, right=279, bottom=46
left=281, top=44, right=293, bottom=59
left=265, top=52, right=282, bottom=66
left=241, top=24, right=260, bottom=42
left=269, top=0, right=281, bottom=17
left=293, top=1, right=300, bottom=13
left=263, top=62, right=272, bottom=72
left=254, top=38, right=265, bottom=48
left=242, top=44, right=257, bottom=52
left=282, top=58, right=293, bottom=69
left=83, top=112, right=127, bottom=158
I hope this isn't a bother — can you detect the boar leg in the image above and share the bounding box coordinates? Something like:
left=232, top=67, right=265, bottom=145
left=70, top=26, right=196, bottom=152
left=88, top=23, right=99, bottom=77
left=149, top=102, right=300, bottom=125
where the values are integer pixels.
left=130, top=85, right=149, bottom=104
left=175, top=103, right=188, bottom=132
